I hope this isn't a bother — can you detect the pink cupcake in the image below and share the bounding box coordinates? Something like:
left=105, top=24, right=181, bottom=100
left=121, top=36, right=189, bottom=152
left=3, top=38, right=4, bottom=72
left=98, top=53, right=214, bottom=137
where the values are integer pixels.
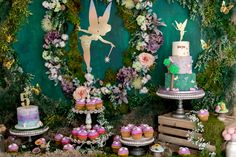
left=8, top=143, right=19, bottom=153
left=86, top=99, right=96, bottom=111
left=127, top=124, right=135, bottom=130
left=75, top=99, right=86, bottom=110
left=63, top=144, right=74, bottom=151
left=113, top=135, right=121, bottom=142
left=132, top=127, right=143, bottom=140
left=197, top=109, right=209, bottom=121
left=88, top=130, right=99, bottom=141
left=120, top=126, right=131, bottom=138
left=94, top=97, right=103, bottom=109
left=80, top=125, right=86, bottom=130
left=139, top=124, right=149, bottom=131
left=143, top=126, right=154, bottom=138
left=54, top=133, right=64, bottom=145
left=61, top=137, right=71, bottom=145
left=71, top=128, right=80, bottom=139
left=178, top=147, right=191, bottom=156
left=78, top=130, right=88, bottom=141
left=97, top=127, right=106, bottom=135
left=111, top=141, right=122, bottom=153
left=118, top=147, right=129, bottom=157
left=92, top=124, right=100, bottom=131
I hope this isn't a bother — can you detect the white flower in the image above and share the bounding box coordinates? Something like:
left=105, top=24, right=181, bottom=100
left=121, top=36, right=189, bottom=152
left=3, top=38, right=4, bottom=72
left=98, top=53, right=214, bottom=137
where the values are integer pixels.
left=135, top=3, right=142, bottom=10
left=146, top=74, right=151, bottom=80
left=85, top=73, right=94, bottom=82
left=42, top=51, right=51, bottom=60
left=59, top=41, right=65, bottom=47
left=62, top=0, right=67, bottom=3
left=141, top=23, right=147, bottom=31
left=42, top=1, right=49, bottom=8
left=142, top=77, right=148, bottom=84
left=140, top=87, right=148, bottom=94
left=61, top=34, right=68, bottom=41
left=136, top=15, right=146, bottom=26
left=41, top=17, right=53, bottom=32
left=132, top=61, right=142, bottom=72
left=122, top=0, right=135, bottom=9
left=101, top=87, right=111, bottom=95
left=54, top=1, right=61, bottom=12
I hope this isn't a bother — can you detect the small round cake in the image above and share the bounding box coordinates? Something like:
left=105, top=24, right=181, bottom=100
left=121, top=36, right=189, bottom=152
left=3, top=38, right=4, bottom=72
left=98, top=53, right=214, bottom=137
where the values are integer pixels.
left=61, top=137, right=71, bottom=145
left=8, top=143, right=19, bottom=153
left=97, top=126, right=106, bottom=135
left=198, top=109, right=209, bottom=121
left=178, top=147, right=191, bottom=156
left=94, top=97, right=103, bottom=109
left=92, top=124, right=100, bottom=131
left=111, top=141, right=122, bottom=153
left=88, top=130, right=99, bottom=141
left=143, top=126, right=154, bottom=138
left=120, top=126, right=131, bottom=138
left=118, top=147, right=129, bottom=157
left=78, top=130, right=88, bottom=141
left=71, top=128, right=80, bottom=139
left=63, top=144, right=74, bottom=151
left=132, top=127, right=143, bottom=140
left=113, top=135, right=121, bottom=142
left=54, top=133, right=64, bottom=145
left=75, top=99, right=86, bottom=110
left=86, top=99, right=96, bottom=111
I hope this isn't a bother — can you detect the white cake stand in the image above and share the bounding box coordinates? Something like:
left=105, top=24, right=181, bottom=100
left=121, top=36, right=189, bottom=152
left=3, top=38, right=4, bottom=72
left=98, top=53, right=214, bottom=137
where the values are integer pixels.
left=157, top=88, right=205, bottom=119
left=10, top=126, right=49, bottom=142
left=120, top=137, right=154, bottom=156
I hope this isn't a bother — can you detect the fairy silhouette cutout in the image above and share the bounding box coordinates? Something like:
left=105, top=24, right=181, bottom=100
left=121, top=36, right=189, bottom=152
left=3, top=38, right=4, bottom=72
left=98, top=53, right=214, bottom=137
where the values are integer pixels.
left=79, top=0, right=115, bottom=73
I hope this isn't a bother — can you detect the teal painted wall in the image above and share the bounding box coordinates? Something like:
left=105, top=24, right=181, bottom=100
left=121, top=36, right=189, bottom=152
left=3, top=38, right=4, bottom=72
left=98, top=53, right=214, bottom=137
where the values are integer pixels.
left=13, top=0, right=201, bottom=100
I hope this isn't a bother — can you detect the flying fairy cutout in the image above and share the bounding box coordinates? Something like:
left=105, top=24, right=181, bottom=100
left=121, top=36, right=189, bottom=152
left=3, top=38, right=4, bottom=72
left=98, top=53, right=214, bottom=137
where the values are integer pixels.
left=79, top=0, right=115, bottom=73
left=173, top=19, right=188, bottom=41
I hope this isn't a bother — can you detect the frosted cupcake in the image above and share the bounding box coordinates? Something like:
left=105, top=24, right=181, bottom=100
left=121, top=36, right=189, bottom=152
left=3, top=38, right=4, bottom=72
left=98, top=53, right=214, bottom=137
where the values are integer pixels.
left=78, top=130, right=88, bottom=141
left=197, top=109, right=209, bottom=121
left=127, top=124, right=135, bottom=130
left=118, top=147, right=129, bottom=157
left=113, top=135, right=121, bottom=142
left=97, top=126, right=106, bottom=135
left=63, top=144, right=74, bottom=151
left=111, top=141, right=122, bottom=153
left=92, top=124, right=100, bottom=131
left=143, top=126, right=154, bottom=138
left=8, top=143, right=19, bottom=153
left=61, top=137, right=71, bottom=145
left=86, top=99, right=96, bottom=111
left=71, top=128, right=80, bottom=139
left=132, top=127, right=143, bottom=140
left=80, top=125, right=86, bottom=130
left=139, top=124, right=149, bottom=131
left=178, top=147, right=191, bottom=156
left=54, top=133, right=64, bottom=145
left=88, top=130, right=99, bottom=141
left=94, top=97, right=103, bottom=109
left=120, top=126, right=131, bottom=138
left=75, top=99, right=86, bottom=110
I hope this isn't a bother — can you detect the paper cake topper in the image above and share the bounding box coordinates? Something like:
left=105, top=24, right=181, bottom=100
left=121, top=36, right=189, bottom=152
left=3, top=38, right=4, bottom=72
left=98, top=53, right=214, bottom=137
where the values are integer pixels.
left=79, top=0, right=115, bottom=73
left=20, top=87, right=31, bottom=107
left=173, top=19, right=188, bottom=41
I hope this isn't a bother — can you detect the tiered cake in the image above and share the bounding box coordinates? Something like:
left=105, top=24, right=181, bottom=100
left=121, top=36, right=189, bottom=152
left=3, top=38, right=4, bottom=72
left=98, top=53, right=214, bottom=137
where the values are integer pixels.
left=165, top=41, right=198, bottom=91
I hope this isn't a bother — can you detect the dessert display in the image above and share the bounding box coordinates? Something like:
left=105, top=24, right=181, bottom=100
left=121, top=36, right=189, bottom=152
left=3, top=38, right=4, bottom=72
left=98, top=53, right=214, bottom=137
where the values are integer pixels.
left=75, top=99, right=86, bottom=110
left=111, top=141, right=122, bottom=153
left=86, top=99, right=96, bottom=111
left=88, top=130, right=99, bottom=140
left=143, top=126, right=154, bottom=138
left=178, top=147, right=191, bottom=156
left=118, top=147, right=129, bottom=157
left=78, top=130, right=88, bottom=141
left=197, top=109, right=209, bottom=122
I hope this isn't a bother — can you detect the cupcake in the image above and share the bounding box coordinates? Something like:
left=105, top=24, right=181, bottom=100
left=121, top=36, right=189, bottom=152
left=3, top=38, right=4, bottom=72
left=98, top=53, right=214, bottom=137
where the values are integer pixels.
left=86, top=99, right=96, bottom=111
left=113, top=135, right=121, bottom=142
left=54, top=133, right=64, bottom=145
left=71, top=128, right=80, bottom=139
left=132, top=127, right=143, bottom=140
left=178, top=147, right=191, bottom=156
left=97, top=127, right=106, bottom=135
left=63, top=144, right=74, bottom=151
left=92, top=124, right=100, bottom=131
left=61, top=137, right=71, bottom=145
left=139, top=124, right=149, bottom=131
left=8, top=143, right=19, bottom=153
left=127, top=124, right=135, bottom=130
left=75, top=99, right=86, bottom=110
left=78, top=130, right=88, bottom=141
left=111, top=141, right=122, bottom=153
left=94, top=97, right=103, bottom=109
left=80, top=125, right=86, bottom=130
left=88, top=130, right=99, bottom=141
left=118, top=147, right=129, bottom=157
left=198, top=109, right=209, bottom=121
left=120, top=126, right=131, bottom=138
left=143, top=126, right=154, bottom=138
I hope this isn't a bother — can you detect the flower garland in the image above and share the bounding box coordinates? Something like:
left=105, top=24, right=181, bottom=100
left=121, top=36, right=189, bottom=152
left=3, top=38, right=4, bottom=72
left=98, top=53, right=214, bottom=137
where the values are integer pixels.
left=186, top=111, right=210, bottom=151
left=41, top=0, right=165, bottom=105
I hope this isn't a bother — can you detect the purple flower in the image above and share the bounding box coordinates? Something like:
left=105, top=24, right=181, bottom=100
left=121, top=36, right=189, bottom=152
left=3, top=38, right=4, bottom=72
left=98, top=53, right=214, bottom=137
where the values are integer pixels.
left=146, top=29, right=164, bottom=53
left=44, top=31, right=61, bottom=45
left=117, top=67, right=137, bottom=87
left=61, top=78, right=75, bottom=95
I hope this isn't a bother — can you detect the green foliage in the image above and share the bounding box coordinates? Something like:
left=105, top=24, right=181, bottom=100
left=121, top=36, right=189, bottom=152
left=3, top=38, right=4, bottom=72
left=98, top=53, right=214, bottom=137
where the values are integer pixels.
left=123, top=47, right=136, bottom=67
left=103, top=68, right=117, bottom=85
left=163, top=58, right=171, bottom=66
left=65, top=0, right=81, bottom=25
left=202, top=115, right=225, bottom=157
left=169, top=64, right=179, bottom=74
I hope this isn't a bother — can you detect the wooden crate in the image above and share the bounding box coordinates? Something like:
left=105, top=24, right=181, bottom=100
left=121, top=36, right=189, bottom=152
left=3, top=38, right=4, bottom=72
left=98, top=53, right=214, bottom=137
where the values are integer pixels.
left=158, top=113, right=236, bottom=153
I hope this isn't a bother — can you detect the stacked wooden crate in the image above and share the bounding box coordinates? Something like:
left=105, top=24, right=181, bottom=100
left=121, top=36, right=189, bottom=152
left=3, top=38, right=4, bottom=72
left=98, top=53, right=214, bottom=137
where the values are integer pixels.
left=158, top=113, right=235, bottom=153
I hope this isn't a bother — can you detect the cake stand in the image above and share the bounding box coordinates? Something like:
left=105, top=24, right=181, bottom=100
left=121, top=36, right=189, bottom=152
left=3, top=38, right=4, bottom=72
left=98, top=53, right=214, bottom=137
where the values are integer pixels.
left=120, top=137, right=154, bottom=156
left=10, top=126, right=49, bottom=142
left=156, top=89, right=205, bottom=119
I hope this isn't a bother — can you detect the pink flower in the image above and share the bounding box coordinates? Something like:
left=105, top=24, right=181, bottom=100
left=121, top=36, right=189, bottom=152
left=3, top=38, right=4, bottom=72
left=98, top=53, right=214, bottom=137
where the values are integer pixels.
left=138, top=53, right=155, bottom=68
left=215, top=106, right=220, bottom=112
left=73, top=86, right=88, bottom=100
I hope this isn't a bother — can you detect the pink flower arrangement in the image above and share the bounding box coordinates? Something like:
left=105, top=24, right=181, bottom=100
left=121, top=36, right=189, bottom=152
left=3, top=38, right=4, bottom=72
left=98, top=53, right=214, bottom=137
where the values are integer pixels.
left=222, top=127, right=236, bottom=141
left=73, top=86, right=88, bottom=100
left=138, top=53, right=155, bottom=68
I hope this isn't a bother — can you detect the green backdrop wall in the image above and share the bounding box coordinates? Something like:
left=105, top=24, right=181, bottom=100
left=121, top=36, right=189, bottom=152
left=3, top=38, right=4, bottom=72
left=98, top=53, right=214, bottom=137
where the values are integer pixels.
left=13, top=0, right=201, bottom=100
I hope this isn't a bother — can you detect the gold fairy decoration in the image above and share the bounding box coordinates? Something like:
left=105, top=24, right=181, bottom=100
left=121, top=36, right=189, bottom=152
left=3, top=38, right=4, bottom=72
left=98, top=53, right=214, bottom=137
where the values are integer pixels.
left=79, top=0, right=115, bottom=73
left=220, top=1, right=234, bottom=14
left=173, top=19, right=188, bottom=41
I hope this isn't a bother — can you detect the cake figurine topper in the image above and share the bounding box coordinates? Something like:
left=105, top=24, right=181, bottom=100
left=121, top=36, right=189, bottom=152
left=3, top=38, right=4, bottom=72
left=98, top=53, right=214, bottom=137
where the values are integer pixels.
left=79, top=0, right=115, bottom=73
left=173, top=19, right=188, bottom=41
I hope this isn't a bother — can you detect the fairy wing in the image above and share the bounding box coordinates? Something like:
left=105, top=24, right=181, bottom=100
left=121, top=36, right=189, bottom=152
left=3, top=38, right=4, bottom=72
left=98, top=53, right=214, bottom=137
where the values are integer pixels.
left=182, top=19, right=188, bottom=30
left=89, top=0, right=99, bottom=26
left=100, top=2, right=112, bottom=24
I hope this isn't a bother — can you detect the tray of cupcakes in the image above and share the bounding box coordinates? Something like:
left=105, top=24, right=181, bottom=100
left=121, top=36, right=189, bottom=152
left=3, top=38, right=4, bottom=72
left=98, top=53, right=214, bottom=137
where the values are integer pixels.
left=72, top=97, right=105, bottom=114
left=119, top=124, right=154, bottom=146
left=69, top=124, right=111, bottom=145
